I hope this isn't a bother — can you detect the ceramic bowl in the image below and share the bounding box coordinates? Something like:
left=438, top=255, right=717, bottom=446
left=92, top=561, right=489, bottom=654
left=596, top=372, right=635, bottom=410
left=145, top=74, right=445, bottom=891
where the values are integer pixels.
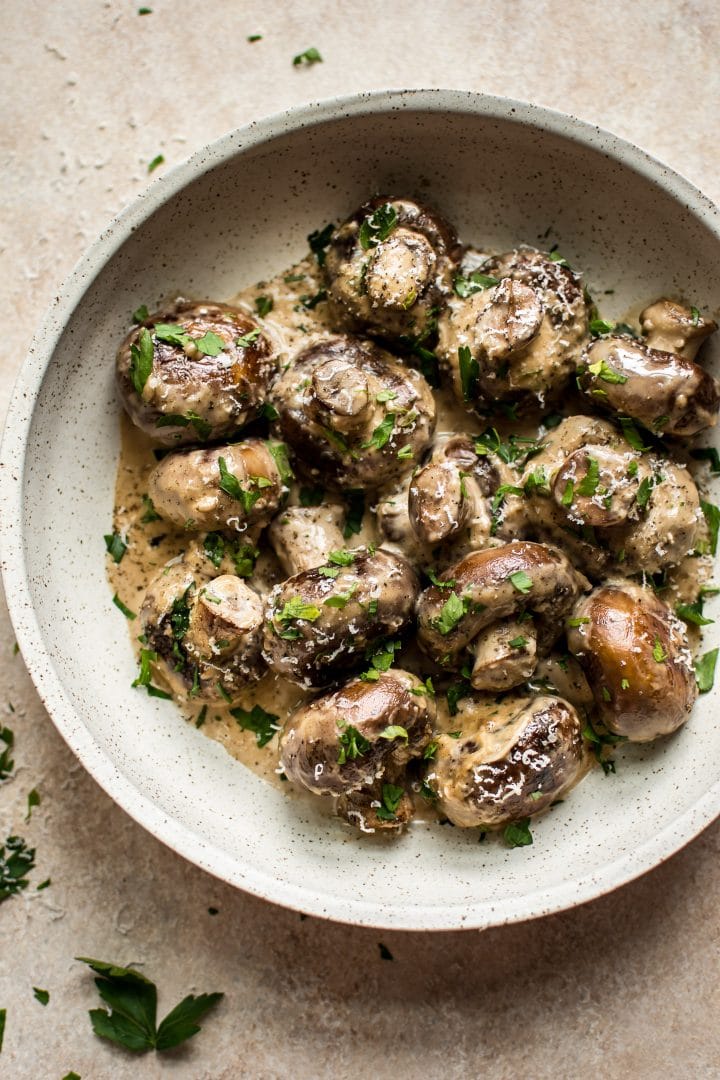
left=2, top=89, right=720, bottom=930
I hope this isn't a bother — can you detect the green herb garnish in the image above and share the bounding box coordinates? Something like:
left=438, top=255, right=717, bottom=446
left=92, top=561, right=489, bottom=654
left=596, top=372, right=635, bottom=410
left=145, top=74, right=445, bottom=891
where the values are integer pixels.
left=458, top=345, right=479, bottom=403
left=695, top=648, right=718, bottom=693
left=690, top=447, right=720, bottom=473
left=0, top=835, right=36, bottom=902
left=104, top=532, right=127, bottom=564
left=147, top=154, right=165, bottom=173
left=129, top=326, right=154, bottom=394
left=254, top=295, right=273, bottom=317
left=76, top=957, right=222, bottom=1053
left=576, top=456, right=600, bottom=497
left=508, top=570, right=533, bottom=594
left=292, top=46, right=323, bottom=66
left=504, top=819, right=533, bottom=848
left=337, top=724, right=370, bottom=764
left=112, top=594, right=136, bottom=620
left=362, top=413, right=396, bottom=451
left=453, top=271, right=500, bottom=298
left=433, top=592, right=469, bottom=635
left=359, top=203, right=398, bottom=250
left=376, top=783, right=404, bottom=821
left=230, top=705, right=280, bottom=748
left=307, top=222, right=335, bottom=266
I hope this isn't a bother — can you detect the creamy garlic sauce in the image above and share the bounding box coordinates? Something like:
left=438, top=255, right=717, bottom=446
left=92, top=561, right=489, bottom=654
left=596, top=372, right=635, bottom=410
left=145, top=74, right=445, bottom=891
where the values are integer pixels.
left=109, top=253, right=715, bottom=828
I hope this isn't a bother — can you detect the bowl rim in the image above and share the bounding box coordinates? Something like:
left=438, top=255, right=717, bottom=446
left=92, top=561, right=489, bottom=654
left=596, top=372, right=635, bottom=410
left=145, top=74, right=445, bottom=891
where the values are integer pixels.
left=2, top=87, right=720, bottom=931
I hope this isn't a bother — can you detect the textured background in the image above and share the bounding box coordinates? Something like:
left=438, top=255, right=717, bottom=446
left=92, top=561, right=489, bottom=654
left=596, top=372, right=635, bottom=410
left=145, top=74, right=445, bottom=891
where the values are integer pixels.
left=2, top=2, right=720, bottom=1077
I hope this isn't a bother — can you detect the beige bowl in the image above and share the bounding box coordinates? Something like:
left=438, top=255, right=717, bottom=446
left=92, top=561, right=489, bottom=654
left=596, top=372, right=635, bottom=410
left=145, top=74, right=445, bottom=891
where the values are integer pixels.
left=2, top=89, right=719, bottom=929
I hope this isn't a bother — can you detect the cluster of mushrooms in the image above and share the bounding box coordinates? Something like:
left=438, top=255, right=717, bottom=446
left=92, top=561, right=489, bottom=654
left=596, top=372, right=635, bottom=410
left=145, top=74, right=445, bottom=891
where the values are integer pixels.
left=115, top=195, right=720, bottom=840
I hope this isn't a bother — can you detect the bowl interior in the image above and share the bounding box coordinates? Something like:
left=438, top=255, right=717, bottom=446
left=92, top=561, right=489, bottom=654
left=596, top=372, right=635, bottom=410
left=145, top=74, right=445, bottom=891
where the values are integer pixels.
left=8, top=92, right=720, bottom=929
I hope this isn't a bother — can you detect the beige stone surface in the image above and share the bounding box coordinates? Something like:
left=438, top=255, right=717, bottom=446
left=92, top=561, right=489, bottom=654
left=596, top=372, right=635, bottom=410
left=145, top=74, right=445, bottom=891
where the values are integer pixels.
left=2, top=1, right=720, bottom=1076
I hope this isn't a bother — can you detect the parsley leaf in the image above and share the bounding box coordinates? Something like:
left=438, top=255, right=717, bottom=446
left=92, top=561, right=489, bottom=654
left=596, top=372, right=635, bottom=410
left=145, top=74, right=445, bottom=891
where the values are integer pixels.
left=0, top=727, right=14, bottom=782
left=618, top=416, right=650, bottom=452
left=140, top=494, right=161, bottom=523
left=376, top=783, right=404, bottom=821
left=361, top=639, right=401, bottom=680
left=129, top=327, right=154, bottom=394
left=379, top=725, right=408, bottom=742
left=292, top=46, right=323, bottom=66
left=0, top=835, right=36, bottom=902
left=230, top=705, right=280, bottom=748
left=337, top=724, right=370, bottom=764
left=652, top=637, right=668, bottom=663
left=104, top=532, right=127, bottom=564
left=328, top=549, right=355, bottom=566
left=132, top=304, right=149, bottom=324
left=0, top=1010, right=5, bottom=1054
left=359, top=203, right=398, bottom=250
left=324, top=583, right=357, bottom=609
left=76, top=958, right=222, bottom=1054
left=576, top=456, right=600, bottom=497
left=155, top=410, right=212, bottom=440
left=299, top=485, right=325, bottom=507
left=362, top=413, right=396, bottom=451
left=193, top=331, right=225, bottom=356
left=33, top=987, right=49, bottom=1006
left=25, top=788, right=40, bottom=822
left=132, top=649, right=172, bottom=700
left=343, top=490, right=365, bottom=538
left=675, top=599, right=714, bottom=626
left=276, top=597, right=321, bottom=627
left=236, top=327, right=262, bottom=348
left=458, top=345, right=479, bottom=403
left=308, top=222, right=335, bottom=266
left=508, top=570, right=533, bottom=594
left=433, top=592, right=469, bottom=635
left=453, top=271, right=500, bottom=298
left=267, top=441, right=294, bottom=486
left=147, top=154, right=164, bottom=173
left=690, top=447, right=720, bottom=474
left=503, top=819, right=533, bottom=847
left=700, top=500, right=720, bottom=556
left=695, top=648, right=718, bottom=693
left=255, top=295, right=273, bottom=317
left=153, top=322, right=191, bottom=347
left=587, top=357, right=628, bottom=384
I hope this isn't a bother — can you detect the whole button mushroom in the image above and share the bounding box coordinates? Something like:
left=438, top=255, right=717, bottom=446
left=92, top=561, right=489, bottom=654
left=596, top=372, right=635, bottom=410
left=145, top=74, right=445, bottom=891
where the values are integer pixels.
left=263, top=547, right=419, bottom=688
left=271, top=334, right=436, bottom=490
left=279, top=668, right=435, bottom=831
left=147, top=438, right=292, bottom=533
left=437, top=249, right=588, bottom=412
left=268, top=504, right=347, bottom=577
left=138, top=563, right=265, bottom=704
left=521, top=415, right=703, bottom=576
left=117, top=300, right=279, bottom=445
left=416, top=541, right=589, bottom=689
left=566, top=583, right=698, bottom=742
left=429, top=693, right=590, bottom=828
left=578, top=299, right=719, bottom=437
left=324, top=196, right=460, bottom=340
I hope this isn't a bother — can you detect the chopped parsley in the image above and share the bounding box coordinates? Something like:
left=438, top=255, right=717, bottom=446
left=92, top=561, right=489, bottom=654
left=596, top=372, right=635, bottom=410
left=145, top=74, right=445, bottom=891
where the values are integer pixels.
left=675, top=599, right=714, bottom=627
left=576, top=456, right=600, bottom=497
left=33, top=988, right=49, bottom=1007
left=504, top=819, right=533, bottom=848
left=112, top=594, right=136, bottom=620
left=337, top=724, right=370, bottom=764
left=587, top=357, right=628, bottom=384
left=379, top=725, right=408, bottom=742
left=236, top=327, right=262, bottom=347
left=193, top=330, right=225, bottom=356
left=247, top=33, right=262, bottom=42
left=129, top=326, right=154, bottom=394
left=397, top=445, right=413, bottom=461
left=140, top=494, right=161, bottom=523
left=132, top=649, right=172, bottom=700
left=299, top=289, right=327, bottom=310
left=292, top=46, right=323, bottom=66
left=695, top=648, right=718, bottom=693
left=411, top=677, right=435, bottom=697
left=0, top=727, right=14, bottom=782
left=490, top=484, right=524, bottom=536
left=561, top=480, right=574, bottom=507
left=362, top=413, right=396, bottom=451
left=652, top=637, right=668, bottom=663
left=230, top=705, right=279, bottom=748
left=76, top=957, right=223, bottom=1053
left=267, top=441, right=294, bottom=485
left=474, top=428, right=545, bottom=466
left=359, top=203, right=398, bottom=250
left=104, top=532, right=127, bottom=564
left=700, top=500, right=720, bottom=556
left=0, top=835, right=36, bottom=902
left=690, top=447, right=720, bottom=474
left=327, top=549, right=355, bottom=566
left=307, top=222, right=335, bottom=266
left=691, top=305, right=701, bottom=326
left=453, top=271, right=500, bottom=298
left=433, top=592, right=469, bottom=635
left=254, top=295, right=273, bottom=317
left=619, top=416, right=650, bottom=452
left=155, top=411, right=212, bottom=440
left=299, top=485, right=325, bottom=507
left=509, top=636, right=528, bottom=649
left=343, top=490, right=365, bottom=538
left=361, top=639, right=401, bottom=681
left=323, top=583, right=357, bottom=609
left=458, top=345, right=479, bottom=403
left=276, top=597, right=321, bottom=632
left=153, top=322, right=191, bottom=346
left=132, top=304, right=149, bottom=324
left=376, top=783, right=404, bottom=821
left=567, top=616, right=590, bottom=628
left=217, top=457, right=271, bottom=513
left=147, top=154, right=164, bottom=173
left=426, top=569, right=455, bottom=589
left=508, top=570, right=533, bottom=594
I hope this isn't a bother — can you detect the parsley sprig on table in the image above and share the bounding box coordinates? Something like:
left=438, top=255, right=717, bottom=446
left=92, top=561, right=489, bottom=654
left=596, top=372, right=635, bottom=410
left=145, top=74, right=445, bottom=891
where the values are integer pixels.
left=77, top=957, right=223, bottom=1054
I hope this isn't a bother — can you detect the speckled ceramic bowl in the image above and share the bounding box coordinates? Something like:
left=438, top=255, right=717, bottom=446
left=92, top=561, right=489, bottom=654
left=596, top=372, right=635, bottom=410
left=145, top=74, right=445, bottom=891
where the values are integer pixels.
left=2, top=90, right=720, bottom=930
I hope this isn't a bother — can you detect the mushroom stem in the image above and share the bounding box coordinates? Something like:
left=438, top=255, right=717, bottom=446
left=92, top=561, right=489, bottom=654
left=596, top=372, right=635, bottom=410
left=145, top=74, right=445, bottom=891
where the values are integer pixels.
left=471, top=619, right=538, bottom=691
left=640, top=299, right=717, bottom=361
left=268, top=505, right=346, bottom=577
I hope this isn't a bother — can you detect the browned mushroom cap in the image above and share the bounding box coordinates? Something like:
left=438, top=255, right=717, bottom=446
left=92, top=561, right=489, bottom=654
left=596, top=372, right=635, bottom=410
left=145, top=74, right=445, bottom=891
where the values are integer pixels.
left=521, top=415, right=703, bottom=575
left=641, top=298, right=717, bottom=360
left=578, top=336, right=720, bottom=437
left=116, top=300, right=279, bottom=445
left=437, top=249, right=588, bottom=411
left=429, top=693, right=590, bottom=828
left=324, top=196, right=460, bottom=339
left=147, top=438, right=292, bottom=533
left=268, top=504, right=346, bottom=577
left=139, top=563, right=265, bottom=704
left=262, top=547, right=419, bottom=688
left=270, top=334, right=435, bottom=490
left=416, top=541, right=589, bottom=682
left=279, top=668, right=435, bottom=798
left=566, top=583, right=697, bottom=741
left=408, top=433, right=525, bottom=551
